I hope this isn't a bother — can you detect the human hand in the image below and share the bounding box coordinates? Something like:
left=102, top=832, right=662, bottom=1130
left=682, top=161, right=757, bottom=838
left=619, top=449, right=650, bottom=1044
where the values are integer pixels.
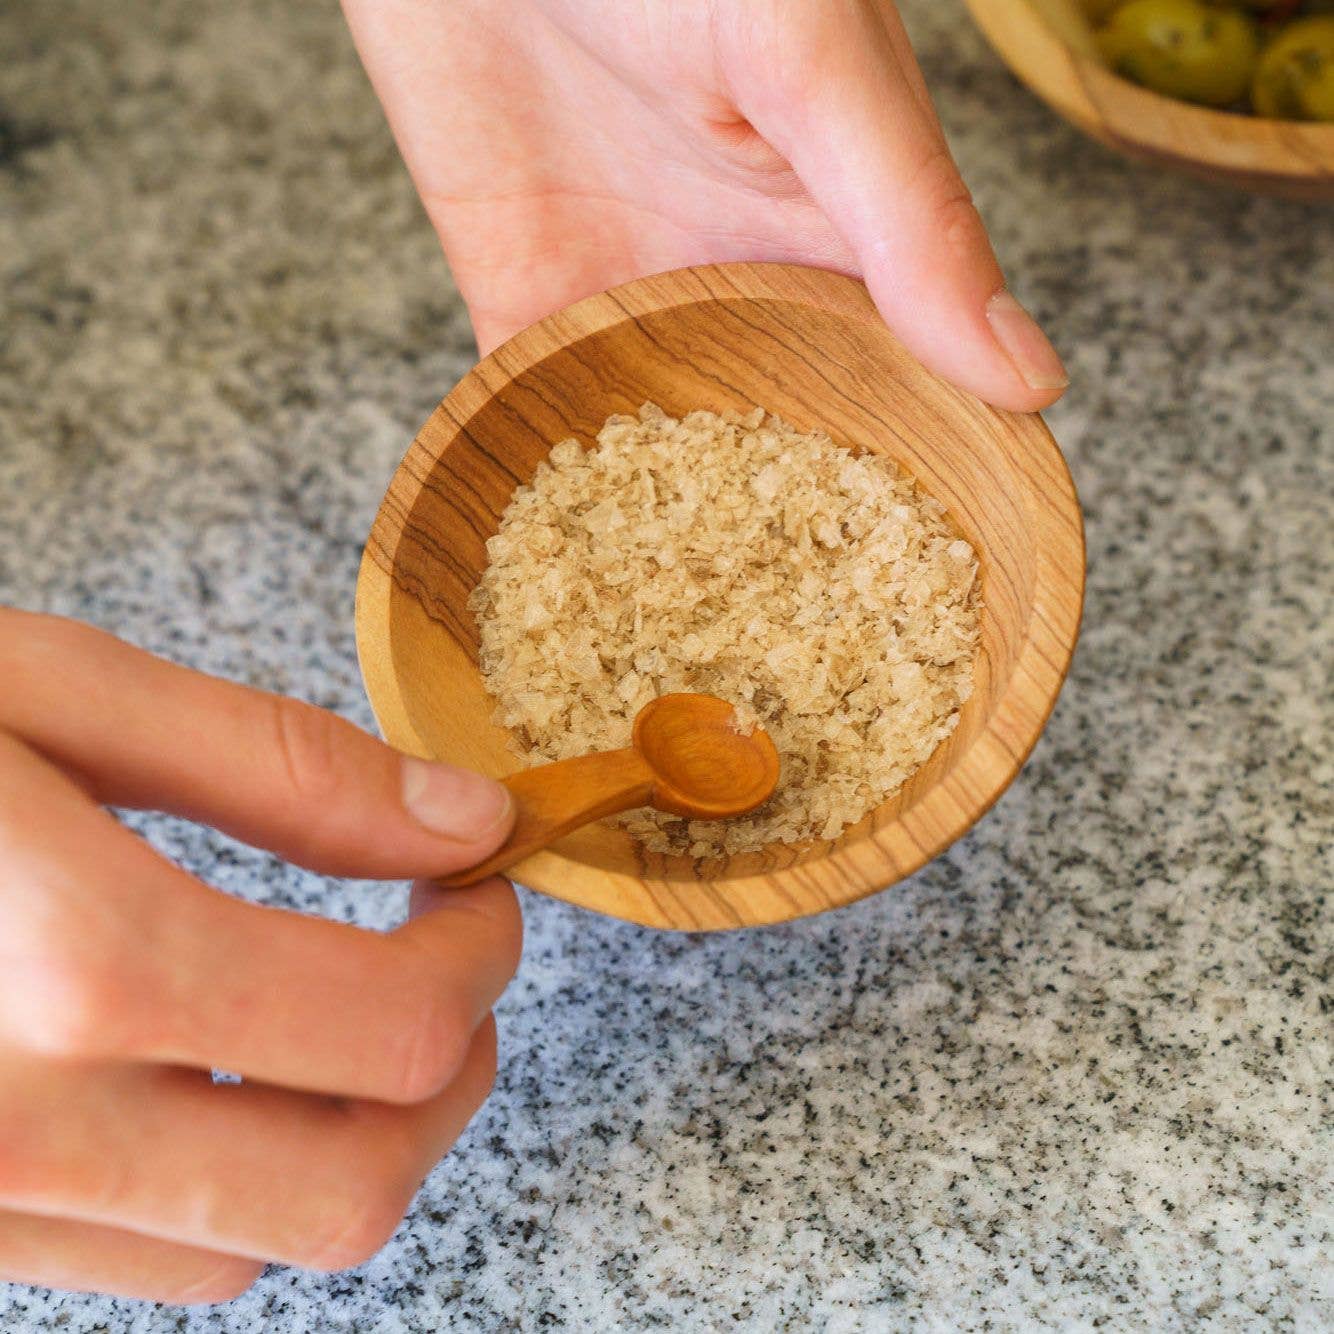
left=0, top=610, right=520, bottom=1302
left=343, top=0, right=1068, bottom=412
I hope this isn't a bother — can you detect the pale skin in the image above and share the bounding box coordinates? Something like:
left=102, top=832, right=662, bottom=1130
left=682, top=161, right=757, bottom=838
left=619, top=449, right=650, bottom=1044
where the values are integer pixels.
left=2, top=0, right=1067, bottom=1304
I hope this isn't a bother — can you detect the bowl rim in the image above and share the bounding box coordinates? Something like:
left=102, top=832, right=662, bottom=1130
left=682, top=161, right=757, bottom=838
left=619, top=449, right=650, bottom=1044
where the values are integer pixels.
left=965, top=0, right=1334, bottom=197
left=356, top=262, right=1086, bottom=931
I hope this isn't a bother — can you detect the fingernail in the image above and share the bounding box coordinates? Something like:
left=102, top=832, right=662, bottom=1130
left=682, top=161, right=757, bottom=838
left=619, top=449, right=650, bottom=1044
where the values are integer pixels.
left=401, top=757, right=513, bottom=842
left=986, top=290, right=1069, bottom=392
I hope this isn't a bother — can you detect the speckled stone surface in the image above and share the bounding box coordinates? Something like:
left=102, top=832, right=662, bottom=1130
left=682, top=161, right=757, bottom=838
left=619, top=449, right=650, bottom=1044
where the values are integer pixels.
left=1, top=1, right=1331, bottom=1329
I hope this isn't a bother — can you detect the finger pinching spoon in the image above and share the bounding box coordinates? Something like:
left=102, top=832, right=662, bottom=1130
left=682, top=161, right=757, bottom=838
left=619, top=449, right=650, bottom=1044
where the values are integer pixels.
left=440, top=693, right=780, bottom=885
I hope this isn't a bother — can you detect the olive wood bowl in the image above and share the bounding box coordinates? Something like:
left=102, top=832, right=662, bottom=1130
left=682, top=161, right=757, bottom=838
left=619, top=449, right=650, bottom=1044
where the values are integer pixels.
left=355, top=263, right=1084, bottom=931
left=967, top=0, right=1334, bottom=200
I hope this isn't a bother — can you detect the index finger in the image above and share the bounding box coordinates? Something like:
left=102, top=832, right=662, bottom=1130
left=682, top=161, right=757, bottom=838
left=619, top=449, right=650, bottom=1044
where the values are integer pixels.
left=0, top=609, right=513, bottom=880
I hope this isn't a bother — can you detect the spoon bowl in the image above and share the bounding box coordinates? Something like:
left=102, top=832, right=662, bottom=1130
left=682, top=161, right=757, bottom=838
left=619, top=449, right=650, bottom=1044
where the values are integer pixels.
left=632, top=694, right=779, bottom=820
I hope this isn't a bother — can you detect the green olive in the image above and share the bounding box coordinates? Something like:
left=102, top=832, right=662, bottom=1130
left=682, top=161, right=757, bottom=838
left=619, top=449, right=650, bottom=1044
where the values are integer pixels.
left=1098, top=0, right=1260, bottom=106
left=1080, top=0, right=1130, bottom=21
left=1251, top=16, right=1334, bottom=119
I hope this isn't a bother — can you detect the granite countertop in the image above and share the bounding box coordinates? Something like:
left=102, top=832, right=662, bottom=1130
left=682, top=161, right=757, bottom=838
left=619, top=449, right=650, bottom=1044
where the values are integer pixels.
left=1, top=1, right=1330, bottom=1329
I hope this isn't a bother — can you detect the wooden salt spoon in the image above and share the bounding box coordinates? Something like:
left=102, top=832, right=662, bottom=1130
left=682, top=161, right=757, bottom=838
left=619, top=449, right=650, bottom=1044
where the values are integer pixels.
left=441, top=693, right=780, bottom=886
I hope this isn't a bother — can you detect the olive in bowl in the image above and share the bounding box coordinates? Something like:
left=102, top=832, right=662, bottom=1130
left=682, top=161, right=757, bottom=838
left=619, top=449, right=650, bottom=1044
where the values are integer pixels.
left=1091, top=0, right=1334, bottom=119
left=1252, top=15, right=1334, bottom=119
left=1096, top=0, right=1260, bottom=108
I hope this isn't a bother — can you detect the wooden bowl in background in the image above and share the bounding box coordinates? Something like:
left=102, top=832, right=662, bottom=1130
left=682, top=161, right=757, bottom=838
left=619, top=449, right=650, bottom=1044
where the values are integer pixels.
left=356, top=264, right=1084, bottom=931
left=966, top=0, right=1334, bottom=200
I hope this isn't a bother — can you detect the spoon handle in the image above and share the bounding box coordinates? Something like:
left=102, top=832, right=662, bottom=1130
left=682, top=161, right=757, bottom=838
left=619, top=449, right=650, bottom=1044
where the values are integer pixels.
left=438, top=748, right=655, bottom=886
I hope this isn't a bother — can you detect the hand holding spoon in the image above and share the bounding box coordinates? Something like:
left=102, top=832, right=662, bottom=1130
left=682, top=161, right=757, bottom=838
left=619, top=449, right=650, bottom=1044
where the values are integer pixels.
left=440, top=694, right=779, bottom=885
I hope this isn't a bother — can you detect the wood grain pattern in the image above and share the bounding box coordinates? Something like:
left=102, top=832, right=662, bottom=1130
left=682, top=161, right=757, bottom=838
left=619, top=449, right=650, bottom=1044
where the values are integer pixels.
left=441, top=693, right=781, bottom=887
left=355, top=263, right=1085, bottom=931
left=967, top=0, right=1334, bottom=201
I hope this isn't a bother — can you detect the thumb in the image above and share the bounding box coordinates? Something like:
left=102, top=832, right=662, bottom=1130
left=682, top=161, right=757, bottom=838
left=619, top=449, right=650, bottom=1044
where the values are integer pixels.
left=737, top=4, right=1068, bottom=412
left=1, top=610, right=515, bottom=879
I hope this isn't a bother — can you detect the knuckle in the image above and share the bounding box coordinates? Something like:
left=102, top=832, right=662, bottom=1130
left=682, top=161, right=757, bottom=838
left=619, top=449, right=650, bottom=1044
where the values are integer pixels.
left=487, top=883, right=525, bottom=979
left=17, top=970, right=112, bottom=1058
left=304, top=1183, right=410, bottom=1272
left=389, top=968, right=474, bottom=1105
left=299, top=1113, right=425, bottom=1271
left=268, top=695, right=345, bottom=811
left=171, top=1259, right=264, bottom=1305
left=909, top=144, right=981, bottom=244
left=438, top=878, right=524, bottom=978
left=0, top=909, right=133, bottom=1060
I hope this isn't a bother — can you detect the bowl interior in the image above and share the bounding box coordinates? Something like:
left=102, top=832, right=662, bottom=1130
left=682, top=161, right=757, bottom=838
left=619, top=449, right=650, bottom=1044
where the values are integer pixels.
left=357, top=265, right=1082, bottom=928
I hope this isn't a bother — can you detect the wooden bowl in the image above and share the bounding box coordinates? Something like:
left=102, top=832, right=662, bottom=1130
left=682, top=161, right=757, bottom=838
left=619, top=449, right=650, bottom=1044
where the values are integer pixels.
left=355, top=263, right=1084, bottom=931
left=966, top=0, right=1334, bottom=201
